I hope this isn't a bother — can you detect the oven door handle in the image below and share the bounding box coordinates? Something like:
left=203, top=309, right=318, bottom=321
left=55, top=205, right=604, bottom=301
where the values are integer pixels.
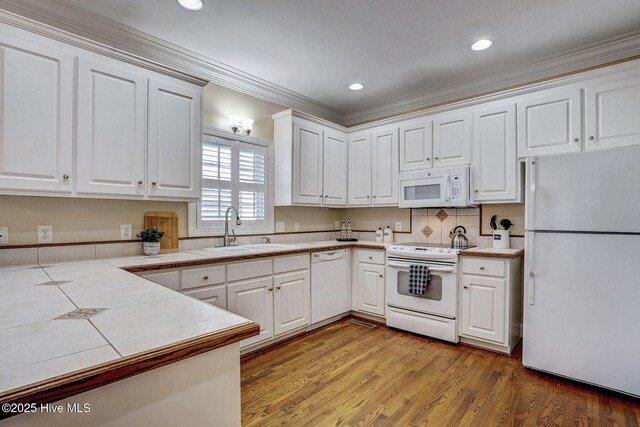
left=387, top=261, right=455, bottom=273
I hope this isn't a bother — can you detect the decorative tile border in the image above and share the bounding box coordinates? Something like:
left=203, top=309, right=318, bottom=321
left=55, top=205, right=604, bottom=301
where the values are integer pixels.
left=56, top=308, right=108, bottom=320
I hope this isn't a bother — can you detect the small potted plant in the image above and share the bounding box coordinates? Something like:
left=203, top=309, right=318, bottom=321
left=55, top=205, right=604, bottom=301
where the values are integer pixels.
left=137, top=227, right=165, bottom=256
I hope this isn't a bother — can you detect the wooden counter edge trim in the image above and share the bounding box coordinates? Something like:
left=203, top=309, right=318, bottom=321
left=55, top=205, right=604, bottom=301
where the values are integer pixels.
left=0, top=322, right=259, bottom=419
left=123, top=244, right=386, bottom=273
left=458, top=249, right=524, bottom=259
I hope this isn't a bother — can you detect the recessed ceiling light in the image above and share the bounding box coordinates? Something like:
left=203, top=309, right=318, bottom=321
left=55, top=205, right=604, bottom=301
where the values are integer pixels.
left=348, top=83, right=364, bottom=91
left=470, top=39, right=494, bottom=51
left=177, top=0, right=204, bottom=11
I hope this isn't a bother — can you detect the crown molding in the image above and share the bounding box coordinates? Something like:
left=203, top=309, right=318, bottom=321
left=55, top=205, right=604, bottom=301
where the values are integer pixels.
left=344, top=30, right=640, bottom=126
left=0, top=0, right=344, bottom=123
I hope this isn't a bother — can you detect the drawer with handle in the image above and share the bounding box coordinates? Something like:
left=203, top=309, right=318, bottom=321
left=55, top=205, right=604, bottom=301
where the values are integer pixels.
left=358, top=249, right=385, bottom=265
left=181, top=265, right=225, bottom=290
left=462, top=257, right=506, bottom=277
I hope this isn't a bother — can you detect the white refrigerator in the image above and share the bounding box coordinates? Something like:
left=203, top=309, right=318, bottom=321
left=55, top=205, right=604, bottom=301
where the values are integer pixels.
left=524, top=145, right=640, bottom=397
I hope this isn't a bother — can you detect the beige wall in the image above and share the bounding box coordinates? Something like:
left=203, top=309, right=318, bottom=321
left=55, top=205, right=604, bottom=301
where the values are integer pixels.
left=274, top=206, right=342, bottom=232
left=203, top=83, right=287, bottom=140
left=480, top=203, right=526, bottom=236
left=345, top=207, right=411, bottom=232
left=0, top=196, right=188, bottom=245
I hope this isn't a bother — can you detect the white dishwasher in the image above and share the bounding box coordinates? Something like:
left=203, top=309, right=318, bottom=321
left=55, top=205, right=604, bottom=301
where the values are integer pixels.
left=311, top=249, right=349, bottom=323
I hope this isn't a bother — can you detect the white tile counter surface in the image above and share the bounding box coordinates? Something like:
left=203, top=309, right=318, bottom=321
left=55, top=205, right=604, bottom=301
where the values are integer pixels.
left=0, top=240, right=388, bottom=397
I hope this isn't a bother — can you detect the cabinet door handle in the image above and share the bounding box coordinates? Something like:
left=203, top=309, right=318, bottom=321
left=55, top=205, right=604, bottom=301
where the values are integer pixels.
left=474, top=189, right=479, bottom=193
left=368, top=256, right=373, bottom=260
left=379, top=274, right=383, bottom=278
left=463, top=286, right=468, bottom=289
left=426, top=157, right=430, bottom=161
left=435, top=157, right=439, bottom=160
left=62, top=174, right=69, bottom=180
left=268, top=287, right=273, bottom=292
left=152, top=182, right=157, bottom=186
left=138, top=180, right=143, bottom=185
left=366, top=195, right=370, bottom=198
left=573, top=138, right=579, bottom=143
left=276, top=286, right=281, bottom=290
left=480, top=266, right=485, bottom=270
left=589, top=136, right=595, bottom=141
left=203, top=276, right=208, bottom=280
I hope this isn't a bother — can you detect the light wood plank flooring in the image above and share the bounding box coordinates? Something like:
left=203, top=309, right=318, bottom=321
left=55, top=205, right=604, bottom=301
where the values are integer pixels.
left=241, top=318, right=640, bottom=426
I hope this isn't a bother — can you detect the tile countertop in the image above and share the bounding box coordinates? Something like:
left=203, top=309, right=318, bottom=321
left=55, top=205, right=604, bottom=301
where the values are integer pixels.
left=0, top=240, right=388, bottom=409
left=0, top=260, right=259, bottom=411
left=458, top=247, right=524, bottom=259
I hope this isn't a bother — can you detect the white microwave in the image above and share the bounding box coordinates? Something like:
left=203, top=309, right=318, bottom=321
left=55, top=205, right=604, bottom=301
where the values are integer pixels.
left=399, top=166, right=471, bottom=208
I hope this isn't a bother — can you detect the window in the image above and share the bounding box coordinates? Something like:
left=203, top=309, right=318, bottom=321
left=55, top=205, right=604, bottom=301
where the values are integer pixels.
left=191, top=133, right=272, bottom=234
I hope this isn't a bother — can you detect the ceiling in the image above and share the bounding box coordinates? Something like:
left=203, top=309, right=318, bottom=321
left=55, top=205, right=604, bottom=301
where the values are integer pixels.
left=51, top=0, right=640, bottom=122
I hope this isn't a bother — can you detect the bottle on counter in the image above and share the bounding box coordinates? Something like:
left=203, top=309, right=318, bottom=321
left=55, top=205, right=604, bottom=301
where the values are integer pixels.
left=346, top=218, right=352, bottom=239
left=375, top=227, right=383, bottom=242
left=383, top=225, right=393, bottom=243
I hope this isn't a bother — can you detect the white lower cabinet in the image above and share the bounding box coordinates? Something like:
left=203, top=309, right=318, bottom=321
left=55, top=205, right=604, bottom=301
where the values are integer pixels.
left=353, top=249, right=386, bottom=317
left=273, top=270, right=311, bottom=335
left=459, top=255, right=523, bottom=353
left=228, top=276, right=275, bottom=348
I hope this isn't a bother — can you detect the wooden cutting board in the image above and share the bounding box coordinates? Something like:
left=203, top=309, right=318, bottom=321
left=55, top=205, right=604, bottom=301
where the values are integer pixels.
left=144, top=212, right=179, bottom=253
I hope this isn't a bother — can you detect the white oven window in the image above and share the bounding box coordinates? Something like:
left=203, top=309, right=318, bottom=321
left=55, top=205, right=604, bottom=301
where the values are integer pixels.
left=396, top=271, right=443, bottom=300
left=404, top=183, right=441, bottom=201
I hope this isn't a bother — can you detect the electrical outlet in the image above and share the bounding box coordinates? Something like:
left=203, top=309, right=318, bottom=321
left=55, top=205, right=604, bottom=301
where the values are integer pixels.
left=395, top=222, right=402, bottom=232
left=294, top=222, right=300, bottom=232
left=37, top=225, right=53, bottom=244
left=121, top=224, right=133, bottom=240
left=335, top=221, right=340, bottom=229
left=276, top=221, right=285, bottom=233
left=0, top=227, right=8, bottom=244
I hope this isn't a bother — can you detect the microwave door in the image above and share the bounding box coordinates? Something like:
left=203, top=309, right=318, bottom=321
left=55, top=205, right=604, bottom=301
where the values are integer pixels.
left=400, top=175, right=449, bottom=208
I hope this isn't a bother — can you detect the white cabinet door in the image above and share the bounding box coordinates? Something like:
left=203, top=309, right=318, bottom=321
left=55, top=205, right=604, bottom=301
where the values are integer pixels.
left=399, top=120, right=432, bottom=171
left=348, top=132, right=372, bottom=206
left=147, top=79, right=201, bottom=199
left=472, top=104, right=519, bottom=203
left=433, top=112, right=471, bottom=168
left=228, top=277, right=274, bottom=348
left=585, top=76, right=640, bottom=151
left=357, top=263, right=385, bottom=316
left=0, top=35, right=73, bottom=193
left=273, top=270, right=310, bottom=335
left=372, top=128, right=399, bottom=205
left=517, top=89, right=582, bottom=158
left=293, top=121, right=323, bottom=204
left=460, top=275, right=506, bottom=344
left=76, top=58, right=146, bottom=196
left=322, top=129, right=347, bottom=206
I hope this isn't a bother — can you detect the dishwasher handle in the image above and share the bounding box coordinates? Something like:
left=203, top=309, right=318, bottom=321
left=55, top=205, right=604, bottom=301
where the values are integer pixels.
left=313, top=251, right=346, bottom=261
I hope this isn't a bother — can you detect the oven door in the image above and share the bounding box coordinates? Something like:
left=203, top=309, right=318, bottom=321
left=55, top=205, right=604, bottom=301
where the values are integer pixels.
left=385, top=259, right=457, bottom=318
left=399, top=173, right=450, bottom=208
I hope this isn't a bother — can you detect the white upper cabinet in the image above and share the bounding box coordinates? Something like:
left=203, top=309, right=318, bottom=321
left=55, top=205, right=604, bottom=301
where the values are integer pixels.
left=147, top=79, right=202, bottom=200
left=517, top=89, right=582, bottom=158
left=585, top=76, right=640, bottom=151
left=472, top=103, right=520, bottom=203
left=399, top=120, right=432, bottom=171
left=323, top=129, right=348, bottom=206
left=293, top=121, right=323, bottom=204
left=273, top=111, right=347, bottom=207
left=371, top=127, right=398, bottom=205
left=76, top=58, right=147, bottom=196
left=348, top=132, right=372, bottom=206
left=432, top=112, right=472, bottom=168
left=0, top=35, right=73, bottom=193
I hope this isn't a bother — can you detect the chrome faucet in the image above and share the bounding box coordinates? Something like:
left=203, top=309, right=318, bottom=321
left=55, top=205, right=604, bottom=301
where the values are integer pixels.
left=224, top=207, right=242, bottom=246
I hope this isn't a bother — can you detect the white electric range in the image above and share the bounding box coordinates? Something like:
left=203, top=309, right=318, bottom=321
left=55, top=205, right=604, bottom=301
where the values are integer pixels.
left=385, top=242, right=474, bottom=343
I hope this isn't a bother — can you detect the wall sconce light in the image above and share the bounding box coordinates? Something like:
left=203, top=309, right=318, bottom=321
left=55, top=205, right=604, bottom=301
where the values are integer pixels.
left=229, top=116, right=254, bottom=136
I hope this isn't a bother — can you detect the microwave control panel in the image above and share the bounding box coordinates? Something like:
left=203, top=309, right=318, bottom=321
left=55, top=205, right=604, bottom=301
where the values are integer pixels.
left=450, top=175, right=463, bottom=200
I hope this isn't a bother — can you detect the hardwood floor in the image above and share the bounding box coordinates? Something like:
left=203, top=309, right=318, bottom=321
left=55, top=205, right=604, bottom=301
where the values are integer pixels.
left=241, top=318, right=640, bottom=426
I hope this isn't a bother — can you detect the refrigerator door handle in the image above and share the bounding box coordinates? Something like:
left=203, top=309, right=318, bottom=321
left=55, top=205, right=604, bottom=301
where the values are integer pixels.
left=525, top=157, right=536, bottom=231
left=526, top=233, right=535, bottom=305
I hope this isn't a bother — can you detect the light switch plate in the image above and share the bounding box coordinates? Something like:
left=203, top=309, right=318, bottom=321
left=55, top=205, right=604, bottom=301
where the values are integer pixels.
left=121, top=224, right=133, bottom=240
left=395, top=222, right=402, bottom=232
left=0, top=227, right=8, bottom=244
left=37, top=225, right=53, bottom=244
left=276, top=222, right=285, bottom=233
